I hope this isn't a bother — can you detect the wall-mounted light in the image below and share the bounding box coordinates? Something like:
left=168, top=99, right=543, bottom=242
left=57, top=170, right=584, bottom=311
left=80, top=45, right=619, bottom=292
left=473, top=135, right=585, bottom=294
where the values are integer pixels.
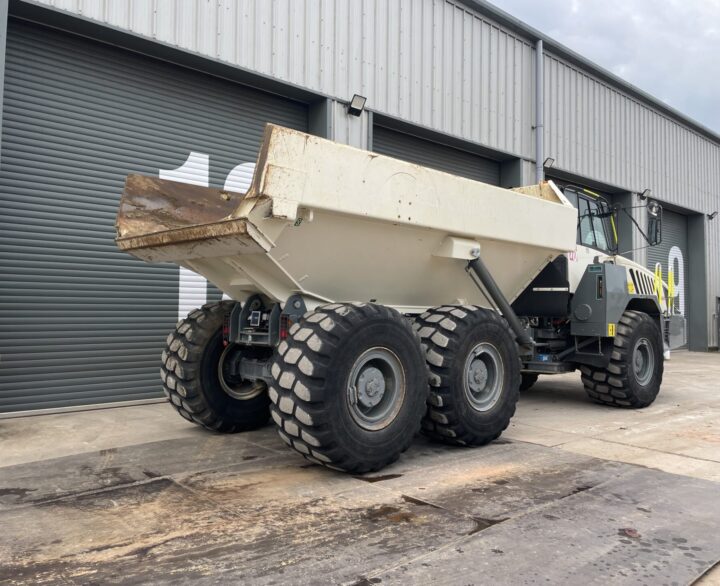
left=347, top=94, right=367, bottom=117
left=708, top=211, right=718, bottom=220
left=639, top=188, right=652, bottom=201
left=543, top=157, right=555, bottom=168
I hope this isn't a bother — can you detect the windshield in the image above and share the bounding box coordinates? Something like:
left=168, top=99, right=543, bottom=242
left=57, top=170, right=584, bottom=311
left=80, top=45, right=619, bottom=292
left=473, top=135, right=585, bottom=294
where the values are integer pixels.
left=563, top=189, right=614, bottom=253
left=579, top=199, right=611, bottom=250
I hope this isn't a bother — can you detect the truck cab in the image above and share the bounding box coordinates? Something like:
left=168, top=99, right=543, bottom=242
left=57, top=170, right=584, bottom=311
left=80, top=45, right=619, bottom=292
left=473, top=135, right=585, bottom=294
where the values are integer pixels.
left=513, top=182, right=683, bottom=406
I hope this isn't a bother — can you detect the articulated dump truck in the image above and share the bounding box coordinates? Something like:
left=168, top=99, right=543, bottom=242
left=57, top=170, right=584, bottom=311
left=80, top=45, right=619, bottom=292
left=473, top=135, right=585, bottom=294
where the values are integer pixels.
left=116, top=124, right=679, bottom=473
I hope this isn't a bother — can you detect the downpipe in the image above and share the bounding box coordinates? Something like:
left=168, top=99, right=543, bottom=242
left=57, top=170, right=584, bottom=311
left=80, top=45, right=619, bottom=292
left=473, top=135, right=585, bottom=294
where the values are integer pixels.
left=535, top=39, right=544, bottom=183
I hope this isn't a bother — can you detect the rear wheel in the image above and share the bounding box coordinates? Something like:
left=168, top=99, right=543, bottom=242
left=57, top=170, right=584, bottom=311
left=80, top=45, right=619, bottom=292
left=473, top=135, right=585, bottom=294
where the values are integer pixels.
left=161, top=301, right=271, bottom=432
left=581, top=310, right=663, bottom=408
left=268, top=303, right=428, bottom=473
left=414, top=306, right=520, bottom=445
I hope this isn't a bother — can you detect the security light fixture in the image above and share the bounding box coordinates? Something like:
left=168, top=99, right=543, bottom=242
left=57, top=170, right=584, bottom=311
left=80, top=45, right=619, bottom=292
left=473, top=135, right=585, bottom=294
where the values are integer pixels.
left=639, top=188, right=652, bottom=201
left=543, top=157, right=555, bottom=168
left=708, top=211, right=718, bottom=220
left=347, top=94, right=367, bottom=117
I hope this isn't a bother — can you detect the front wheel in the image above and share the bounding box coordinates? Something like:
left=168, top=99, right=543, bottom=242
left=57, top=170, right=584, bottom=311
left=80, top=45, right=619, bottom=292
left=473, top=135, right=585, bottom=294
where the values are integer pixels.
left=268, top=303, right=428, bottom=473
left=581, top=310, right=664, bottom=408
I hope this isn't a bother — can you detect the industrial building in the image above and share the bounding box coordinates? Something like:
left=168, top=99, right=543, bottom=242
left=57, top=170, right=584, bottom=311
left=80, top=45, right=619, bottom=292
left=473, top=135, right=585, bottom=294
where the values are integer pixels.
left=0, top=0, right=718, bottom=414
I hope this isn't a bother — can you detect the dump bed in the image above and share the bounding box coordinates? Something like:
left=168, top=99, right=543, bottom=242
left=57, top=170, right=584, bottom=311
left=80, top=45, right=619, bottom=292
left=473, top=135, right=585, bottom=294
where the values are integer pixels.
left=116, top=124, right=577, bottom=312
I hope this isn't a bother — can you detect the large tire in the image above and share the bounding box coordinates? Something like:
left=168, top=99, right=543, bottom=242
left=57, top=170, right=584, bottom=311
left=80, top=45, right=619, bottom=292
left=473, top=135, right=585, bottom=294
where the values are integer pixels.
left=520, top=373, right=539, bottom=391
left=268, top=303, right=428, bottom=473
left=161, top=301, right=271, bottom=432
left=581, top=310, right=663, bottom=408
left=414, top=305, right=520, bottom=446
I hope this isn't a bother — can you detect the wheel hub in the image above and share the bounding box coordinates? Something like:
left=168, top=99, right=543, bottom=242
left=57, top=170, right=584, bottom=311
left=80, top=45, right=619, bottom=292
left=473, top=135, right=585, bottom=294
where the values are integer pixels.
left=347, top=348, right=406, bottom=431
left=463, top=343, right=504, bottom=412
left=632, top=337, right=654, bottom=386
left=468, top=360, right=489, bottom=391
left=218, top=344, right=267, bottom=401
left=356, top=366, right=387, bottom=408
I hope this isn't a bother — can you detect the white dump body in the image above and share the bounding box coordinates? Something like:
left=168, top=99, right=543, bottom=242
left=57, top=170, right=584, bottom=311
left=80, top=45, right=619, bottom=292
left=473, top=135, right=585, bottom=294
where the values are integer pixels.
left=116, top=125, right=577, bottom=312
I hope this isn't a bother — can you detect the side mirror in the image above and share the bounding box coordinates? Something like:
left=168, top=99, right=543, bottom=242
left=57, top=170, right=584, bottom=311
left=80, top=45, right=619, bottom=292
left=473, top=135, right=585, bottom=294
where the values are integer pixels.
left=647, top=202, right=662, bottom=246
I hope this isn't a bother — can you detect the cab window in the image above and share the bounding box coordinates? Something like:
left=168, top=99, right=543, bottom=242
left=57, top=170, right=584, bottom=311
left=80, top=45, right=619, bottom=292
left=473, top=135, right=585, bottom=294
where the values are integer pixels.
left=578, top=199, right=610, bottom=250
left=589, top=200, right=611, bottom=251
left=564, top=189, right=613, bottom=253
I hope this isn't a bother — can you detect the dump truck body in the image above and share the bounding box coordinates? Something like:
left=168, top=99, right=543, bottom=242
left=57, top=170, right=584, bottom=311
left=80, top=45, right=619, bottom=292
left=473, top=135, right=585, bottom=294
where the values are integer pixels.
left=117, top=124, right=577, bottom=313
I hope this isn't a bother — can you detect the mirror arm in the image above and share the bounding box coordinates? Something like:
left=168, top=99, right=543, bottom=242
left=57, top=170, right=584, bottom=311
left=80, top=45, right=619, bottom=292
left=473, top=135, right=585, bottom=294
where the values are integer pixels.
left=620, top=206, right=655, bottom=246
left=620, top=206, right=663, bottom=247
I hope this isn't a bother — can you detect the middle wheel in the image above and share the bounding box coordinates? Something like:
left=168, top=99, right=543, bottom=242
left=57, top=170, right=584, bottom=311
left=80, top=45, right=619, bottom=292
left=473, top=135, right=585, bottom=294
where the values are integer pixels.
left=414, top=305, right=521, bottom=446
left=268, top=303, right=428, bottom=473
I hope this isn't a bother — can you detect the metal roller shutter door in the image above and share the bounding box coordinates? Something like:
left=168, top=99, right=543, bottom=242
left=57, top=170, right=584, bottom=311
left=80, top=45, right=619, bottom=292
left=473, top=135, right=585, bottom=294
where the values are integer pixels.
left=372, top=125, right=501, bottom=185
left=647, top=209, right=689, bottom=343
left=0, top=20, right=307, bottom=413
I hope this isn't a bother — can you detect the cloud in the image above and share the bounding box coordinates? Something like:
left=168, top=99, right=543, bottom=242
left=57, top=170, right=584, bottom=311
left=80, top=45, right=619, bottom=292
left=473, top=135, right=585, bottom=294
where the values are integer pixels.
left=488, top=0, right=720, bottom=134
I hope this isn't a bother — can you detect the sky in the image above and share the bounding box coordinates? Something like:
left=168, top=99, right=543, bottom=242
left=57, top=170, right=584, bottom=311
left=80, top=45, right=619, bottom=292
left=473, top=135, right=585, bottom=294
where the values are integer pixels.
left=488, top=0, right=720, bottom=134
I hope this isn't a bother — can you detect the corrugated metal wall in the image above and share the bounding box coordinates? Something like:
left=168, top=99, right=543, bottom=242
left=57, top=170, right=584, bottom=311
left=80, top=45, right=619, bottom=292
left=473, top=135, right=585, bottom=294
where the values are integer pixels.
left=0, top=19, right=307, bottom=412
left=33, top=0, right=535, bottom=158
left=26, top=2, right=719, bottom=189
left=543, top=53, right=720, bottom=209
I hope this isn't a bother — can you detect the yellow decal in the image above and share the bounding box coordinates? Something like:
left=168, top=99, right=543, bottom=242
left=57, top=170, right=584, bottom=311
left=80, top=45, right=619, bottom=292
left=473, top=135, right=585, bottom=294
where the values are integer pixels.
left=627, top=280, right=636, bottom=294
left=653, top=264, right=665, bottom=306
left=608, top=323, right=616, bottom=337
left=610, top=215, right=618, bottom=244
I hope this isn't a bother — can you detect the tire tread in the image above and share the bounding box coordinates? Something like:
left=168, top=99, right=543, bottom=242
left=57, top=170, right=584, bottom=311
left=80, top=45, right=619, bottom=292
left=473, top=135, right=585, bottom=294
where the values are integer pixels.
left=268, top=303, right=426, bottom=473
left=160, top=300, right=269, bottom=432
left=414, top=305, right=520, bottom=446
left=581, top=310, right=663, bottom=408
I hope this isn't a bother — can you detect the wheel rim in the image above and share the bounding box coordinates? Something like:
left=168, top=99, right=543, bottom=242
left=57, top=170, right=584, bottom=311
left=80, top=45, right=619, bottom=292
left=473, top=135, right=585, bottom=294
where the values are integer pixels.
left=346, top=347, right=406, bottom=431
left=217, top=344, right=266, bottom=401
left=463, top=342, right=504, bottom=412
left=632, top=337, right=654, bottom=386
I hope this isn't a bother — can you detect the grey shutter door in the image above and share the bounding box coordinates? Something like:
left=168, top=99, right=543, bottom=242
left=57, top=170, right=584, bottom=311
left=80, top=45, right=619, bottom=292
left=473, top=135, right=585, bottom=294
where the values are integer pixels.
left=647, top=209, right=689, bottom=343
left=0, top=20, right=307, bottom=413
left=372, top=125, right=501, bottom=185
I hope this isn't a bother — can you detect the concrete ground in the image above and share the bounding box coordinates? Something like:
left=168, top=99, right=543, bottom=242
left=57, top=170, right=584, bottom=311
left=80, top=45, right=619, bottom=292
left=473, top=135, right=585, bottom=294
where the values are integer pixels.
left=1, top=351, right=719, bottom=584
